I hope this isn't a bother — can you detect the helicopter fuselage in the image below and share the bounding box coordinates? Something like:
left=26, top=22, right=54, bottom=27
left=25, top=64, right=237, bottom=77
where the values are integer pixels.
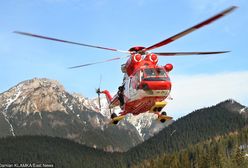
left=102, top=52, right=173, bottom=116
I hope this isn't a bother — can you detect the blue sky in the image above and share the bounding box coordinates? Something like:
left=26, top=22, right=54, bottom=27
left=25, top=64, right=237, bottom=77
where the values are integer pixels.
left=1, top=0, right=248, bottom=118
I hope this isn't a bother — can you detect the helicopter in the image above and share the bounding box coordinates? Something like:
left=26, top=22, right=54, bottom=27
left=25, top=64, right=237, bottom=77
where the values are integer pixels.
left=14, top=6, right=237, bottom=124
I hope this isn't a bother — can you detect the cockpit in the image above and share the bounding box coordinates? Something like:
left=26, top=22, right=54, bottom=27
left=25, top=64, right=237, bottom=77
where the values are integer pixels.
left=141, top=68, right=170, bottom=81
left=131, top=67, right=171, bottom=90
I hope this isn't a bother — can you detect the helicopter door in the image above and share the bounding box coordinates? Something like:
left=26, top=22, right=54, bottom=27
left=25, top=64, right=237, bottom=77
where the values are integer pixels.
left=123, top=74, right=130, bottom=100
left=128, top=71, right=141, bottom=99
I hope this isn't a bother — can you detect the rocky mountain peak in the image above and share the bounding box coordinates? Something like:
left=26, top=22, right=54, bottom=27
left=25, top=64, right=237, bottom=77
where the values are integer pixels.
left=0, top=78, right=143, bottom=151
left=217, top=99, right=248, bottom=117
left=0, top=78, right=71, bottom=114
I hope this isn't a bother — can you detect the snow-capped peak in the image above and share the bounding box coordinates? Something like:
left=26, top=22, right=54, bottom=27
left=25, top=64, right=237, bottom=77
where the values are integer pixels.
left=82, top=94, right=172, bottom=139
left=0, top=78, right=93, bottom=115
left=0, top=78, right=69, bottom=114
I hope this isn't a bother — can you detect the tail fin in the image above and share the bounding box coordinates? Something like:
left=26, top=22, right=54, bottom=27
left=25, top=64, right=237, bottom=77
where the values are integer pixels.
left=100, top=90, right=112, bottom=104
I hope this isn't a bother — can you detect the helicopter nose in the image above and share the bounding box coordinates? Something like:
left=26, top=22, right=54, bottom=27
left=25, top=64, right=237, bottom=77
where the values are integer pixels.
left=140, top=81, right=171, bottom=90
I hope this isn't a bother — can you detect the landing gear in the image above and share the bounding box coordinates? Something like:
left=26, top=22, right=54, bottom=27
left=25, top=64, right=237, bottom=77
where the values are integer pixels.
left=160, top=119, right=166, bottom=123
left=111, top=113, right=117, bottom=119
left=160, top=111, right=167, bottom=123
left=158, top=111, right=172, bottom=123
left=110, top=112, right=125, bottom=125
left=161, top=111, right=167, bottom=116
left=111, top=113, right=119, bottom=125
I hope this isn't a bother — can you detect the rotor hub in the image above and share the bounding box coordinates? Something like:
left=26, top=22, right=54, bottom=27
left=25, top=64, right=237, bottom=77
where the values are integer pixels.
left=129, top=46, right=146, bottom=54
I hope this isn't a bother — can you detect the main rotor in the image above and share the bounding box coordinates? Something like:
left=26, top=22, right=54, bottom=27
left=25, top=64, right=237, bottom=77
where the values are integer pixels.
left=14, top=6, right=237, bottom=69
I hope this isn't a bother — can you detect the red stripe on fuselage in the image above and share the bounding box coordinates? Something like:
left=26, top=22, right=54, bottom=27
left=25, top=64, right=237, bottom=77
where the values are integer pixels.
left=123, top=96, right=166, bottom=115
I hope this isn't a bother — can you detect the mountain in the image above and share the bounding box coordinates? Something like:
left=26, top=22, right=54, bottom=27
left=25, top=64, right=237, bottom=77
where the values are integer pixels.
left=2, top=128, right=248, bottom=168
left=0, top=135, right=120, bottom=168
left=0, top=99, right=247, bottom=168
left=135, top=128, right=248, bottom=168
left=0, top=78, right=142, bottom=152
left=218, top=99, right=248, bottom=117
left=124, top=99, right=248, bottom=165
left=0, top=112, right=12, bottom=137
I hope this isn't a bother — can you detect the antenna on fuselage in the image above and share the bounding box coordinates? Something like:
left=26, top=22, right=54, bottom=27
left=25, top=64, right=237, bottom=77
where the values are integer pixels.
left=96, top=75, right=102, bottom=111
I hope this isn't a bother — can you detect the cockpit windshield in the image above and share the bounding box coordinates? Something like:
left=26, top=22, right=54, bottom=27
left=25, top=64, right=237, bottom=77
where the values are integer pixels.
left=142, top=68, right=169, bottom=81
left=156, top=68, right=166, bottom=76
left=144, top=68, right=156, bottom=77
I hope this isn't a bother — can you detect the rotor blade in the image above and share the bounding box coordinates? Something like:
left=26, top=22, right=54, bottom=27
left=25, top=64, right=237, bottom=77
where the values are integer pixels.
left=14, top=31, right=129, bottom=53
left=154, top=51, right=230, bottom=56
left=144, top=6, right=237, bottom=52
left=68, top=55, right=129, bottom=69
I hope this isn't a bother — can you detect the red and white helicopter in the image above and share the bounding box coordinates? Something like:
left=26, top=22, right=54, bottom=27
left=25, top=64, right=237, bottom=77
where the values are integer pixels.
left=15, top=6, right=237, bottom=124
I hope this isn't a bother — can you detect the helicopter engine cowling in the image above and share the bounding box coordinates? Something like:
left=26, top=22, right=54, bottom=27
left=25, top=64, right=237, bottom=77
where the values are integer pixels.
left=144, top=53, right=158, bottom=65
left=125, top=54, right=142, bottom=76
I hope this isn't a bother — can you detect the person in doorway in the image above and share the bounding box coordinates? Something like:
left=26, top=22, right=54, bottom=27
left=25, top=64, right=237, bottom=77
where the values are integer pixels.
left=117, top=85, right=124, bottom=109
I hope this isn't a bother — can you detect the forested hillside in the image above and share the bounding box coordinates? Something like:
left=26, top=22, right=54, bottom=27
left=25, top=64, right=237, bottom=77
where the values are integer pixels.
left=0, top=135, right=122, bottom=168
left=0, top=100, right=247, bottom=168
left=1, top=128, right=248, bottom=168
left=124, top=100, right=247, bottom=165
left=134, top=128, right=248, bottom=168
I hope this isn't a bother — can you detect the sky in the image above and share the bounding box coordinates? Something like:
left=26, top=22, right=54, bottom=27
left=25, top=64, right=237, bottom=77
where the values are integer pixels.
left=0, top=0, right=248, bottom=119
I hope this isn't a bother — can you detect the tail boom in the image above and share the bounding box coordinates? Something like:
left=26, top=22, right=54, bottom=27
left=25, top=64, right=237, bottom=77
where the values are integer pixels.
left=100, top=90, right=112, bottom=104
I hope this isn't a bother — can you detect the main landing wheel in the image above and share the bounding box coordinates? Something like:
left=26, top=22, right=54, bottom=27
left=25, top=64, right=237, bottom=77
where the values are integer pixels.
left=111, top=113, right=117, bottom=119
left=160, top=111, right=167, bottom=123
left=111, top=113, right=119, bottom=125
left=160, top=119, right=166, bottom=123
left=161, top=111, right=167, bottom=116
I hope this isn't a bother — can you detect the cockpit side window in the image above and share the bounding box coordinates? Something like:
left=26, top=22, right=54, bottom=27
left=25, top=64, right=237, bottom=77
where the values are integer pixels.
left=156, top=68, right=166, bottom=76
left=134, top=70, right=140, bottom=86
left=140, top=70, right=144, bottom=81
